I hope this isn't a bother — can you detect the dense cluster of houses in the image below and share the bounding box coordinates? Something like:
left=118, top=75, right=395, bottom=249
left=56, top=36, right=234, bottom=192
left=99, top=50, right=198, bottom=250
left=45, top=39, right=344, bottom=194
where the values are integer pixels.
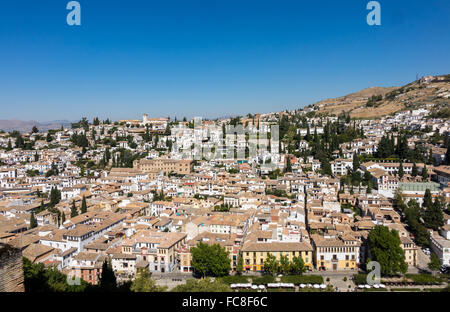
left=0, top=108, right=449, bottom=285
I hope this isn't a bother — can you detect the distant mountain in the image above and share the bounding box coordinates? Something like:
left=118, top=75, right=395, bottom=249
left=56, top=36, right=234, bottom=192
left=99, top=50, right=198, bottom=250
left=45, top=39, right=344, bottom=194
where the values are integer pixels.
left=0, top=119, right=72, bottom=133
left=307, top=74, right=450, bottom=118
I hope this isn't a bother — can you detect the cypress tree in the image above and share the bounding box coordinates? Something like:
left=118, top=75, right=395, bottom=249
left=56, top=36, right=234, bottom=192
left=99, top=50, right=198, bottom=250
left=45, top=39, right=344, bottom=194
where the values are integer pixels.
left=422, top=164, right=428, bottom=181
left=445, top=147, right=450, bottom=165
left=411, top=162, right=418, bottom=177
left=353, top=152, right=360, bottom=171
left=81, top=196, right=87, bottom=214
left=398, top=161, right=404, bottom=179
left=30, top=211, right=37, bottom=229
left=424, top=197, right=444, bottom=230
left=70, top=200, right=78, bottom=218
left=285, top=156, right=292, bottom=173
left=423, top=189, right=433, bottom=210
left=99, top=259, right=117, bottom=291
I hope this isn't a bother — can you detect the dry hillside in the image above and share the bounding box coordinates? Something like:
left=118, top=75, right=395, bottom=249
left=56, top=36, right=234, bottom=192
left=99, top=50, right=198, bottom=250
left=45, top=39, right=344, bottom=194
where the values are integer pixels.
left=310, top=75, right=450, bottom=118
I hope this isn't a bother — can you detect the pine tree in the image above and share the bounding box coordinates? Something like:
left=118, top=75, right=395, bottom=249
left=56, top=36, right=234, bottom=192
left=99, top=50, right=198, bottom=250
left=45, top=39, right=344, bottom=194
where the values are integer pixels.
left=81, top=196, right=87, bottom=214
left=70, top=200, right=78, bottom=218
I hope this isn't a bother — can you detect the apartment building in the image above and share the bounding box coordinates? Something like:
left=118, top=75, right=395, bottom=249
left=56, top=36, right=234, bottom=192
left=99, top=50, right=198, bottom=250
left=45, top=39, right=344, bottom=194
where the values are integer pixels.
left=121, top=231, right=187, bottom=273
left=133, top=158, right=193, bottom=176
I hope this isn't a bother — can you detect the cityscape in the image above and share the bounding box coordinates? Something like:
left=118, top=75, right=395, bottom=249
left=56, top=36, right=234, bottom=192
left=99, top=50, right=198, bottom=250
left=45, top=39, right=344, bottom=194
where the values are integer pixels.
left=1, top=74, right=450, bottom=293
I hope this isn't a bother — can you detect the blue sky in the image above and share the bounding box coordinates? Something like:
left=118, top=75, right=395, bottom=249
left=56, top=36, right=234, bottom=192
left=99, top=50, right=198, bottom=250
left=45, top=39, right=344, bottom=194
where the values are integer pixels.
left=0, top=0, right=449, bottom=122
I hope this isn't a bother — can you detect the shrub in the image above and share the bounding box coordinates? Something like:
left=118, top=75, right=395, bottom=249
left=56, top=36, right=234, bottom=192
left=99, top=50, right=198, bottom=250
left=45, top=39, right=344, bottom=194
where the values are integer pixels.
left=405, top=274, right=443, bottom=285
left=353, top=274, right=368, bottom=285
left=280, top=275, right=323, bottom=284
left=251, top=275, right=276, bottom=285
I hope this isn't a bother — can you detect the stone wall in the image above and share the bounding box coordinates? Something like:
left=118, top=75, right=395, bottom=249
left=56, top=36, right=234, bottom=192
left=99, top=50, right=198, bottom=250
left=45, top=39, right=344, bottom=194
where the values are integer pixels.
left=0, top=243, right=25, bottom=292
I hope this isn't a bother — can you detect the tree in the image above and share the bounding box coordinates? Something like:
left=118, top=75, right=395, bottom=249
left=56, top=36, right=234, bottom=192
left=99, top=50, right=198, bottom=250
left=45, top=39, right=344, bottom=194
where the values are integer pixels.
left=80, top=196, right=87, bottom=214
left=30, top=212, right=37, bottom=229
left=22, top=257, right=89, bottom=292
left=445, top=147, right=450, bottom=165
left=263, top=253, right=279, bottom=276
left=130, top=268, right=166, bottom=292
left=398, top=161, right=404, bottom=179
left=32, top=126, right=39, bottom=133
left=190, top=242, right=231, bottom=278
left=289, top=256, right=306, bottom=275
left=428, top=253, right=441, bottom=271
left=171, top=278, right=231, bottom=292
left=70, top=200, right=78, bottom=218
left=49, top=187, right=61, bottom=207
left=424, top=197, right=444, bottom=230
left=99, top=259, right=117, bottom=291
left=353, top=152, right=360, bottom=171
left=236, top=254, right=243, bottom=276
left=46, top=132, right=53, bottom=143
left=411, top=162, right=418, bottom=177
left=422, top=189, right=433, bottom=210
left=367, top=225, right=408, bottom=276
left=279, top=254, right=290, bottom=274
left=6, top=139, right=12, bottom=151
left=285, top=156, right=292, bottom=173
left=422, top=164, right=428, bottom=181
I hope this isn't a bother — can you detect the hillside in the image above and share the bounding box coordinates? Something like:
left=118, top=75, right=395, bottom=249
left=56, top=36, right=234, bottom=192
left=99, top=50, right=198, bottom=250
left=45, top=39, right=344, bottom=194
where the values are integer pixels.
left=309, top=74, right=450, bottom=118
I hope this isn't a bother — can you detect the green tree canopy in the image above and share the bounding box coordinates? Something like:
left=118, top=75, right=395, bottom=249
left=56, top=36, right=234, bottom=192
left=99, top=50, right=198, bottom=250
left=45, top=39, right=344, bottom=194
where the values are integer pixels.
left=70, top=200, right=78, bottom=218
left=81, top=196, right=87, bottom=214
left=130, top=268, right=166, bottom=292
left=191, top=242, right=231, bottom=278
left=263, top=253, right=279, bottom=276
left=367, top=225, right=408, bottom=276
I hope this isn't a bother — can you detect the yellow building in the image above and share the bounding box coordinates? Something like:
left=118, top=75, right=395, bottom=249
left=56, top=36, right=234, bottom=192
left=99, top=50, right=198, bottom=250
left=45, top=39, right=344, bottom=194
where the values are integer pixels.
left=241, top=242, right=314, bottom=272
left=133, top=158, right=193, bottom=176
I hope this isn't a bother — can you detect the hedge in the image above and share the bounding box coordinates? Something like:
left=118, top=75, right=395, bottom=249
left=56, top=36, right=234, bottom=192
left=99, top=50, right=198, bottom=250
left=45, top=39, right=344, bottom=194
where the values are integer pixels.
left=251, top=275, right=276, bottom=285
left=219, top=275, right=250, bottom=284
left=353, top=274, right=368, bottom=285
left=390, top=288, right=421, bottom=292
left=404, top=274, right=443, bottom=285
left=280, top=275, right=324, bottom=284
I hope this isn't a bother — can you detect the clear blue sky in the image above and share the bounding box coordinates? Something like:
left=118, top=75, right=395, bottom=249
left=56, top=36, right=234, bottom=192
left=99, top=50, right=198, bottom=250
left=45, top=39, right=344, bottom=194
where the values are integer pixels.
left=0, top=0, right=449, bottom=122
